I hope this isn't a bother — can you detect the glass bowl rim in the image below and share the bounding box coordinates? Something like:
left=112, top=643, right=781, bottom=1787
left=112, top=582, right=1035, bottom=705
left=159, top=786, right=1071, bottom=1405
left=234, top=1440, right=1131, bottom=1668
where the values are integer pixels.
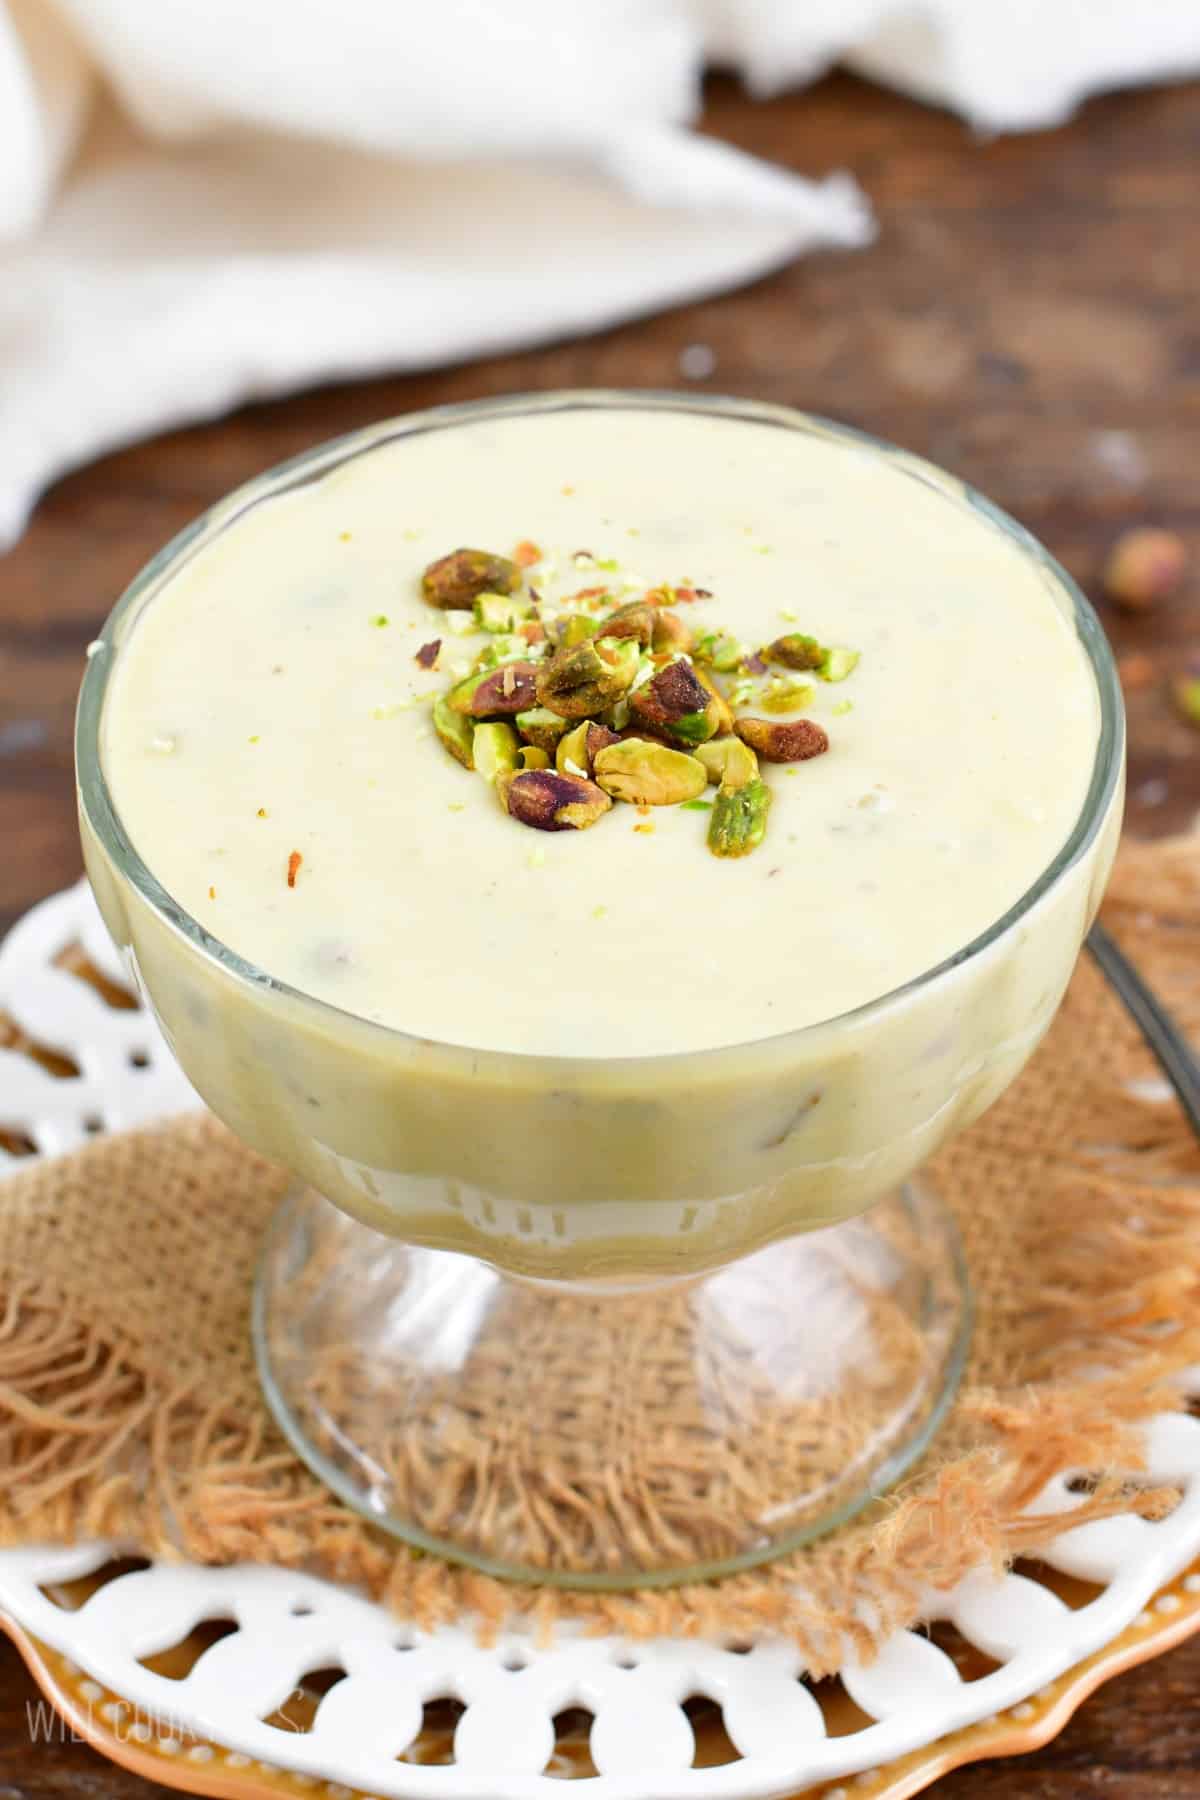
left=76, top=387, right=1125, bottom=1075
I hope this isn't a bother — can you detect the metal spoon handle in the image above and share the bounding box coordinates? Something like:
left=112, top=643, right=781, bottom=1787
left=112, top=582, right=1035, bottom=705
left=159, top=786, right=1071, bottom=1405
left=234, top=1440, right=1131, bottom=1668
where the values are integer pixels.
left=1087, top=920, right=1200, bottom=1142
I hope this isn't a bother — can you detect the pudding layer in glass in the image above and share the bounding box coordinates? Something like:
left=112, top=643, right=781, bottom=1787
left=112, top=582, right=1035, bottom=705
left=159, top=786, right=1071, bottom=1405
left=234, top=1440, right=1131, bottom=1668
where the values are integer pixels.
left=80, top=395, right=1122, bottom=1276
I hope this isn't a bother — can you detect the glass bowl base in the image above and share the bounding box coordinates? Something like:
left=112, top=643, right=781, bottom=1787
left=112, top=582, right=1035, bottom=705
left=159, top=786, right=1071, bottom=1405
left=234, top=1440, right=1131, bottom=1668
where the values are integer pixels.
left=252, top=1185, right=971, bottom=1589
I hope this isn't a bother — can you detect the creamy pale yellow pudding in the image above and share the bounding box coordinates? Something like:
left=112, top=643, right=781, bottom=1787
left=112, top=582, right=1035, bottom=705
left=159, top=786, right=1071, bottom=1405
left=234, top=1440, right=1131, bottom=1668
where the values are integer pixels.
left=79, top=395, right=1123, bottom=1278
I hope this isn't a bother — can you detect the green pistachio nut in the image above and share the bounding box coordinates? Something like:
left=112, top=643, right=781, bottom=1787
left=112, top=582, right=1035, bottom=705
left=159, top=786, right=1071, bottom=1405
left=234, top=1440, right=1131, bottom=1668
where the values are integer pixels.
left=421, top=548, right=522, bottom=609
left=819, top=645, right=860, bottom=683
left=734, top=716, right=829, bottom=763
left=473, top=632, right=533, bottom=671
left=548, top=613, right=598, bottom=649
left=694, top=631, right=748, bottom=672
left=593, top=738, right=708, bottom=806
left=516, top=706, right=573, bottom=752
left=433, top=693, right=475, bottom=769
left=555, top=721, right=591, bottom=777
left=629, top=660, right=718, bottom=746
left=769, top=632, right=825, bottom=671
left=472, top=721, right=519, bottom=783
left=651, top=610, right=693, bottom=654
left=708, top=777, right=771, bottom=858
left=761, top=678, right=816, bottom=715
left=458, top=661, right=540, bottom=718
left=474, top=591, right=532, bottom=633
left=505, top=770, right=612, bottom=831
left=694, top=737, right=759, bottom=789
left=536, top=637, right=639, bottom=719
left=692, top=665, right=734, bottom=736
left=518, top=744, right=550, bottom=770
left=598, top=600, right=656, bottom=647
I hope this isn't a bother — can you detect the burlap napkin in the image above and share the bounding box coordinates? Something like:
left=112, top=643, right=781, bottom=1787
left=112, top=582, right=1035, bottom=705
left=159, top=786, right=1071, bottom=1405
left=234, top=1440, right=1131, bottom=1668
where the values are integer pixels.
left=2, top=836, right=1199, bottom=1670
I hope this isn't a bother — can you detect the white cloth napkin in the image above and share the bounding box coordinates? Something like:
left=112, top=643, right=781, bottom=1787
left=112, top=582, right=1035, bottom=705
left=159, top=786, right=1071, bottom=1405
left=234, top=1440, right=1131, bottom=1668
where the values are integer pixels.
left=2, top=0, right=1198, bottom=551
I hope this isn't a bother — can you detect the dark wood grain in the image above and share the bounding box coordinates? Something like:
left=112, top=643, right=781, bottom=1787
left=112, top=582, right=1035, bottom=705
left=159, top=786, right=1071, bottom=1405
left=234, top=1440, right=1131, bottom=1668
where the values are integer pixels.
left=2, top=66, right=1199, bottom=1797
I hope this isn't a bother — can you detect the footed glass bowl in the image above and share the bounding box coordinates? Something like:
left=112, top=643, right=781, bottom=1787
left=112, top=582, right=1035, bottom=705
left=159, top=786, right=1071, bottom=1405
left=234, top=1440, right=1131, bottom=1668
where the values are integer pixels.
left=76, top=393, right=1124, bottom=1587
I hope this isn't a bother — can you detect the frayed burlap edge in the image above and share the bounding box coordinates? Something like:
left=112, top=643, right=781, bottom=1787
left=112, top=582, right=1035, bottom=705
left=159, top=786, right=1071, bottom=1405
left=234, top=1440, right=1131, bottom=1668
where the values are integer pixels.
left=1, top=834, right=1198, bottom=1672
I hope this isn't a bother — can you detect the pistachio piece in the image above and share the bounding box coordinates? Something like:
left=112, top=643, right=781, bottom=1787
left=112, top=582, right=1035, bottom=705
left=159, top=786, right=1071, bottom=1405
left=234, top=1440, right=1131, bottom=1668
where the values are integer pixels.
left=598, top=599, right=656, bottom=646
left=556, top=719, right=622, bottom=777
left=474, top=591, right=532, bottom=633
left=694, top=631, right=747, bottom=672
left=472, top=632, right=534, bottom=671
left=819, top=645, right=859, bottom=683
left=768, top=633, right=824, bottom=671
left=556, top=720, right=592, bottom=777
left=651, top=610, right=693, bottom=654
left=459, top=661, right=540, bottom=718
left=547, top=613, right=597, bottom=650
left=515, top=706, right=572, bottom=752
left=536, top=637, right=640, bottom=719
left=414, top=638, right=441, bottom=670
left=629, top=659, right=718, bottom=746
left=693, top=666, right=734, bottom=736
left=433, top=692, right=475, bottom=769
left=761, top=677, right=815, bottom=715
left=708, top=778, right=771, bottom=858
left=518, top=744, right=550, bottom=770
left=593, top=738, right=708, bottom=806
left=505, top=770, right=612, bottom=832
left=695, top=737, right=759, bottom=789
left=735, top=716, right=829, bottom=763
left=473, top=721, right=519, bottom=783
left=421, top=548, right=522, bottom=609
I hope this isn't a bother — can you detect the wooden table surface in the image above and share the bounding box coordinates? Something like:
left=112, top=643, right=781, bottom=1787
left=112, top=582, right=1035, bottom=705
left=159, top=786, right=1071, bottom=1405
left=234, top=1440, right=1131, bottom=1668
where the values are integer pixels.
left=2, top=66, right=1199, bottom=1800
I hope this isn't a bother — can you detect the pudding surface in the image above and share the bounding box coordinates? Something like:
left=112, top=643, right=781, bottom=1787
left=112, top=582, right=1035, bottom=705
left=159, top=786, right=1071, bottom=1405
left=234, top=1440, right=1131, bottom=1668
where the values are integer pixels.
left=100, top=404, right=1099, bottom=1056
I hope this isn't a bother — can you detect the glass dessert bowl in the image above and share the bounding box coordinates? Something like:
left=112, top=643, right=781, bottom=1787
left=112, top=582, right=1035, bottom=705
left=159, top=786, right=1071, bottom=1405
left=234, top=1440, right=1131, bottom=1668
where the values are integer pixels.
left=76, top=393, right=1124, bottom=1587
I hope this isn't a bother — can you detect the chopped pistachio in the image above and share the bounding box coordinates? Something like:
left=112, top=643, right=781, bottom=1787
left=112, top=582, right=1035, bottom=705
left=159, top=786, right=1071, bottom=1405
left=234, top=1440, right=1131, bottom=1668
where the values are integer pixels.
left=768, top=633, right=824, bottom=671
left=555, top=721, right=590, bottom=776
left=474, top=590, right=533, bottom=633
left=832, top=698, right=854, bottom=716
left=371, top=613, right=390, bottom=628
left=629, top=660, right=718, bottom=746
left=458, top=662, right=540, bottom=718
left=761, top=677, right=815, bottom=715
left=518, top=744, right=550, bottom=770
left=599, top=599, right=656, bottom=647
left=505, top=770, right=612, bottom=832
left=433, top=692, right=475, bottom=769
left=819, top=645, right=860, bottom=683
left=472, top=632, right=539, bottom=671
left=651, top=610, right=693, bottom=654
left=473, top=721, right=520, bottom=783
left=735, top=716, right=829, bottom=763
left=708, top=778, right=771, bottom=858
left=593, top=738, right=708, bottom=806
left=515, top=706, right=572, bottom=753
left=693, top=631, right=747, bottom=673
left=536, top=637, right=639, bottom=719
left=695, top=737, right=758, bottom=789
left=443, top=609, right=477, bottom=637
left=548, top=613, right=598, bottom=650
left=422, top=548, right=522, bottom=609
left=680, top=799, right=714, bottom=812
left=692, top=666, right=734, bottom=736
